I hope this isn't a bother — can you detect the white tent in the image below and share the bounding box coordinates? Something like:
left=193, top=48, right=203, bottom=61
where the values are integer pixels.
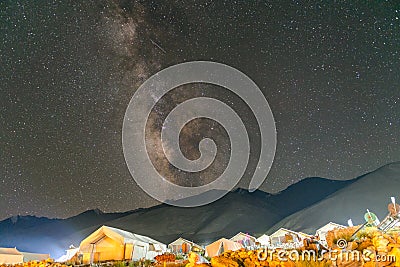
left=256, top=234, right=270, bottom=247
left=0, top=247, right=23, bottom=264
left=79, top=226, right=166, bottom=264
left=230, top=232, right=257, bottom=248
left=316, top=222, right=346, bottom=247
left=168, top=238, right=203, bottom=254
left=56, top=246, right=80, bottom=263
left=0, top=247, right=49, bottom=264
left=269, top=228, right=308, bottom=248
left=205, top=238, right=243, bottom=258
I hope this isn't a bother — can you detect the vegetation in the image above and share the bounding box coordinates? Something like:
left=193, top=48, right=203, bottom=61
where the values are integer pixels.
left=113, top=261, right=127, bottom=267
left=175, top=254, right=186, bottom=261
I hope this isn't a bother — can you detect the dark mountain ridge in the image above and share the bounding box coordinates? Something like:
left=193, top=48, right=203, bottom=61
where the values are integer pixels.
left=0, top=174, right=356, bottom=258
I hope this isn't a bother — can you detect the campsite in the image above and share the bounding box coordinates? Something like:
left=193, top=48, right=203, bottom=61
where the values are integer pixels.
left=1, top=196, right=400, bottom=267
left=2, top=165, right=400, bottom=267
left=2, top=0, right=399, bottom=266
left=2, top=161, right=400, bottom=267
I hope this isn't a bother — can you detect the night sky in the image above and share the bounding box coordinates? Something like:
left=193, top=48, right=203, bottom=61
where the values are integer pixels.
left=1, top=0, right=399, bottom=220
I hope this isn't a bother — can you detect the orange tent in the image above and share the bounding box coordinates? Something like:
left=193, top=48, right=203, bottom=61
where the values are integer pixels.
left=79, top=226, right=166, bottom=263
left=205, top=238, right=243, bottom=257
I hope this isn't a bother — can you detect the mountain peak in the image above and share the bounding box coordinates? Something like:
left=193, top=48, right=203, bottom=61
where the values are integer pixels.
left=93, top=208, right=103, bottom=215
left=11, top=215, right=19, bottom=224
left=78, top=208, right=104, bottom=216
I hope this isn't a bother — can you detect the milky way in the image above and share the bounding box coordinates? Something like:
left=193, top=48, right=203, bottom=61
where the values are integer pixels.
left=1, top=0, right=399, bottom=220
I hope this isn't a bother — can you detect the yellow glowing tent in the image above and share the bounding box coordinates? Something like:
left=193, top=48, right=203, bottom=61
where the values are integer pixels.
left=205, top=238, right=243, bottom=257
left=0, top=247, right=24, bottom=264
left=79, top=226, right=166, bottom=264
left=230, top=232, right=258, bottom=248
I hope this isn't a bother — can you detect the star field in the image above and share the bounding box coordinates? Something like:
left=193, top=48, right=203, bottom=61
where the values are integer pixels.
left=0, top=0, right=399, bottom=220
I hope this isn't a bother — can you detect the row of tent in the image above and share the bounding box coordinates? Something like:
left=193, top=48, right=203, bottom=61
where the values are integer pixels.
left=58, top=227, right=250, bottom=263
left=0, top=222, right=347, bottom=265
left=204, top=188, right=400, bottom=256
left=4, top=198, right=399, bottom=265
left=205, top=222, right=347, bottom=254
left=55, top=222, right=347, bottom=264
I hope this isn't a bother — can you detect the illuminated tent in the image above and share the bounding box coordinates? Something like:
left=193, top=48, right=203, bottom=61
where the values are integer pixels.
left=315, top=222, right=346, bottom=247
left=205, top=238, right=243, bottom=257
left=168, top=238, right=203, bottom=254
left=256, top=234, right=270, bottom=247
left=0, top=247, right=48, bottom=264
left=56, top=245, right=80, bottom=263
left=230, top=232, right=257, bottom=248
left=269, top=228, right=308, bottom=248
left=79, top=226, right=166, bottom=264
left=0, top=247, right=24, bottom=264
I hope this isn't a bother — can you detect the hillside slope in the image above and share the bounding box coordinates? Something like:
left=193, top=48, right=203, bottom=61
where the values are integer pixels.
left=269, top=162, right=400, bottom=234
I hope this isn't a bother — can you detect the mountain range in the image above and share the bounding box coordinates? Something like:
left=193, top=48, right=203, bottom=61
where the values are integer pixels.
left=268, top=161, right=400, bottom=234
left=1, top=161, right=399, bottom=259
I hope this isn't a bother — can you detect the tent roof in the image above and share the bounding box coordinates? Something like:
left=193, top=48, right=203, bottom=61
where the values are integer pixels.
left=256, top=234, right=270, bottom=243
left=80, top=226, right=166, bottom=248
left=230, top=232, right=257, bottom=241
left=0, top=248, right=22, bottom=255
left=298, top=232, right=312, bottom=238
left=270, top=228, right=309, bottom=238
left=56, top=248, right=79, bottom=263
left=205, top=238, right=243, bottom=257
left=270, top=228, right=301, bottom=238
left=316, top=222, right=346, bottom=232
left=168, top=237, right=201, bottom=248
